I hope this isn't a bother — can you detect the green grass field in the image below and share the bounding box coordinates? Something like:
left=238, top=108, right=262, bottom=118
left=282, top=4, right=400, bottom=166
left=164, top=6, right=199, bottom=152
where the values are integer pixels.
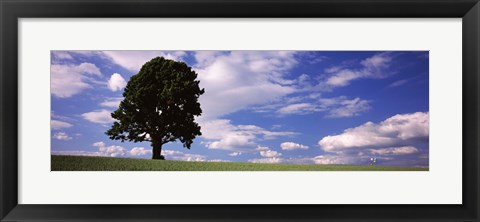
left=51, top=155, right=428, bottom=171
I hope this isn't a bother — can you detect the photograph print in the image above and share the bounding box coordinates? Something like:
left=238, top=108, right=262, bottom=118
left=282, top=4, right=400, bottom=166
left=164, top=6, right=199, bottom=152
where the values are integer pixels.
left=51, top=51, right=429, bottom=171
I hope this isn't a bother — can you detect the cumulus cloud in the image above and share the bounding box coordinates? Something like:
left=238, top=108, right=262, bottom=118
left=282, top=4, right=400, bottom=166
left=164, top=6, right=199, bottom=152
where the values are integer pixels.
left=100, top=51, right=303, bottom=126
left=53, top=144, right=219, bottom=161
left=51, top=51, right=73, bottom=61
left=92, top=141, right=106, bottom=147
left=274, top=96, right=370, bottom=118
left=162, top=150, right=207, bottom=162
left=98, top=145, right=127, bottom=157
left=51, top=150, right=102, bottom=157
left=77, top=51, right=302, bottom=120
left=248, top=155, right=364, bottom=165
left=129, top=147, right=152, bottom=156
left=256, top=145, right=270, bottom=151
left=100, top=97, right=123, bottom=108
left=51, top=120, right=73, bottom=129
left=277, top=103, right=323, bottom=115
left=90, top=142, right=152, bottom=158
left=52, top=132, right=72, bottom=141
left=260, top=150, right=282, bottom=158
left=228, top=152, right=242, bottom=156
left=194, top=51, right=225, bottom=67
left=323, top=97, right=371, bottom=118
left=107, top=73, right=127, bottom=92
left=245, top=52, right=382, bottom=117
left=319, top=112, right=429, bottom=153
left=205, top=133, right=256, bottom=151
left=102, top=51, right=186, bottom=72
left=81, top=109, right=114, bottom=124
left=248, top=157, right=283, bottom=164
left=361, top=53, right=392, bottom=70
left=92, top=141, right=128, bottom=157
left=321, top=52, right=393, bottom=88
left=51, top=62, right=102, bottom=98
left=325, top=70, right=359, bottom=87
left=194, top=51, right=298, bottom=119
left=280, top=142, right=309, bottom=150
left=208, top=159, right=231, bottom=162
left=55, top=142, right=208, bottom=160
left=369, top=146, right=419, bottom=155
left=200, top=118, right=296, bottom=152
left=310, top=155, right=358, bottom=165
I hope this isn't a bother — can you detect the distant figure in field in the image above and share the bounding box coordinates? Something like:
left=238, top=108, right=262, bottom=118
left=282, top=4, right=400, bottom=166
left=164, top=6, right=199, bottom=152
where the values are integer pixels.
left=369, top=157, right=377, bottom=166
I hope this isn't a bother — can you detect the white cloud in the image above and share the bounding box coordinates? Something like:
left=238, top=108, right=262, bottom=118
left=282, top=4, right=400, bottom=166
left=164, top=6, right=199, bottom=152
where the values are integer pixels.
left=419, top=154, right=429, bottom=159
left=325, top=70, right=359, bottom=87
left=161, top=150, right=183, bottom=156
left=276, top=155, right=350, bottom=165
left=52, top=150, right=102, bottom=157
left=318, top=112, right=429, bottom=153
left=100, top=97, right=123, bottom=108
left=54, top=143, right=191, bottom=159
left=324, top=97, right=371, bottom=118
left=277, top=103, right=323, bottom=115
left=271, top=124, right=283, bottom=129
left=322, top=52, right=393, bottom=88
left=162, top=149, right=207, bottom=162
left=96, top=51, right=305, bottom=147
left=52, top=51, right=73, bottom=60
left=250, top=153, right=380, bottom=165
left=91, top=142, right=151, bottom=158
left=265, top=95, right=370, bottom=118
left=249, top=155, right=363, bottom=165
left=228, top=152, right=242, bottom=156
left=92, top=141, right=127, bottom=157
left=208, top=159, right=231, bottom=162
left=388, top=79, right=409, bottom=88
left=260, top=150, right=282, bottom=158
left=200, top=118, right=296, bottom=152
left=302, top=53, right=328, bottom=64
left=248, top=157, right=283, bottom=164
left=325, top=66, right=343, bottom=74
left=261, top=131, right=297, bottom=140
left=256, top=145, right=270, bottom=151
left=369, top=146, right=419, bottom=155
left=361, top=53, right=392, bottom=70
left=102, top=51, right=186, bottom=72
left=280, top=142, right=309, bottom=150
left=81, top=110, right=114, bottom=124
left=52, top=132, right=72, bottom=141
left=129, top=147, right=152, bottom=156
left=254, top=146, right=285, bottom=161
left=311, top=155, right=357, bottom=165
left=194, top=51, right=298, bottom=119
left=93, top=141, right=106, bottom=147
left=107, top=73, right=127, bottom=92
left=194, top=51, right=224, bottom=67
left=98, top=145, right=127, bottom=157
left=51, top=120, right=73, bottom=129
left=51, top=62, right=102, bottom=98
left=252, top=153, right=355, bottom=166
left=206, top=138, right=254, bottom=151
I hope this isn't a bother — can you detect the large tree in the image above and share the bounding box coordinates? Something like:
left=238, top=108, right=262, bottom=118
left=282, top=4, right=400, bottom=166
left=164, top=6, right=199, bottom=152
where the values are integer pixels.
left=106, top=57, right=204, bottom=159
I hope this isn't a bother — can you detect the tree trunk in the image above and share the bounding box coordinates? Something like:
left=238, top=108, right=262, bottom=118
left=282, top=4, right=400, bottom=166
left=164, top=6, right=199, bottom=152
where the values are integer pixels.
left=152, top=141, right=163, bottom=160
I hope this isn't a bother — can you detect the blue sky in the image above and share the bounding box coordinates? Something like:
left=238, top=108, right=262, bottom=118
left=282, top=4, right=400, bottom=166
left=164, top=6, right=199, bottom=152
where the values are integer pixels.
left=51, top=51, right=429, bottom=167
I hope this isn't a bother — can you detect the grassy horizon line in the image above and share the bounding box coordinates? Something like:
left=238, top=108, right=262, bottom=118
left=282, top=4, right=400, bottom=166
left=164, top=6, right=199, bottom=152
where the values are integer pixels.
left=51, top=155, right=429, bottom=171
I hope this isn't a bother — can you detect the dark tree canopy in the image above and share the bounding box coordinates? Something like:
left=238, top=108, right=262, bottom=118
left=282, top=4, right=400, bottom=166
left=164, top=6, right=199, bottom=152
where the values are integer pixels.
left=106, top=57, right=204, bottom=159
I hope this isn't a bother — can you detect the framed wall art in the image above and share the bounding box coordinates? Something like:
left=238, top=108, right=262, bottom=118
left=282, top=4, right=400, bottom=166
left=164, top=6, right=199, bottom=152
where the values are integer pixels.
left=1, top=0, right=479, bottom=221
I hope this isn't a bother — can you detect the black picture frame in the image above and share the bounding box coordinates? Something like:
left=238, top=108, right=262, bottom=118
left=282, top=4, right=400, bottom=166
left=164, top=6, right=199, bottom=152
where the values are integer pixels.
left=1, top=0, right=479, bottom=221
